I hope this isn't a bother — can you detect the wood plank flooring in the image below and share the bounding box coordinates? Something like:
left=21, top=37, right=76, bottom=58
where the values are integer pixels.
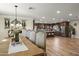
left=0, top=36, right=79, bottom=56
left=46, top=36, right=79, bottom=56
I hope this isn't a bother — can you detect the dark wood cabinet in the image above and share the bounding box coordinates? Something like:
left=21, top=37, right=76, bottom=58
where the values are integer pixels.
left=33, top=21, right=70, bottom=37
left=33, top=23, right=54, bottom=37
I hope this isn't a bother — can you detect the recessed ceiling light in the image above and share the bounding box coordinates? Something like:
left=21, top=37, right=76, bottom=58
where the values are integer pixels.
left=42, top=17, right=45, bottom=19
left=57, top=10, right=61, bottom=14
left=29, top=7, right=34, bottom=10
left=52, top=18, right=55, bottom=20
left=69, top=13, right=72, bottom=16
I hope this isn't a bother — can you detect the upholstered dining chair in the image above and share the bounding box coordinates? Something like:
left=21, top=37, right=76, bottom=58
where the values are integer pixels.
left=28, top=30, right=36, bottom=44
left=35, top=30, right=46, bottom=55
left=22, top=29, right=27, bottom=36
left=22, top=29, right=36, bottom=44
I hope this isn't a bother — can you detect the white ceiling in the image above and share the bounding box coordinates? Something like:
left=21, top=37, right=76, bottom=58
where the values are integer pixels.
left=0, top=3, right=79, bottom=22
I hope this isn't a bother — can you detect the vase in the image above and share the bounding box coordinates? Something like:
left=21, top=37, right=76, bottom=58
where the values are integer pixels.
left=14, top=32, right=19, bottom=42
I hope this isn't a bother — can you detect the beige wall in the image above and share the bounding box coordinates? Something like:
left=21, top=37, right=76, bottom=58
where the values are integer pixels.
left=1, top=14, right=79, bottom=39
left=0, top=16, right=8, bottom=40
left=0, top=16, right=33, bottom=40
left=25, top=20, right=33, bottom=30
left=70, top=20, right=79, bottom=38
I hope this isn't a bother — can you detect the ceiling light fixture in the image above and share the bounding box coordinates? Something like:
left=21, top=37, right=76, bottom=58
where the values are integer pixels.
left=29, top=7, right=35, bottom=10
left=42, top=16, right=45, bottom=19
left=10, top=5, right=22, bottom=43
left=11, top=5, right=22, bottom=28
left=57, top=10, right=60, bottom=14
left=52, top=18, right=55, bottom=20
left=69, top=13, right=72, bottom=16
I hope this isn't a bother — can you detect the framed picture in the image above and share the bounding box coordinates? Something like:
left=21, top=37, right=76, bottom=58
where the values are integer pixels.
left=22, top=20, right=26, bottom=28
left=4, top=18, right=10, bottom=29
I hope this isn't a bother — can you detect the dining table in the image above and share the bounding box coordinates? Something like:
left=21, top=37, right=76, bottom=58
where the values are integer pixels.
left=0, top=36, right=44, bottom=56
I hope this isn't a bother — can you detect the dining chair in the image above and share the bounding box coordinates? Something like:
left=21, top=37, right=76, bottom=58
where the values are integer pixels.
left=22, top=29, right=36, bottom=44
left=28, top=30, right=36, bottom=44
left=22, top=29, right=30, bottom=39
left=22, top=29, right=27, bottom=36
left=35, top=30, right=47, bottom=55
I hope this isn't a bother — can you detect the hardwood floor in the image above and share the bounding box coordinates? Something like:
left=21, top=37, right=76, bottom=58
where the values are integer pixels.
left=1, top=36, right=79, bottom=56
left=46, top=36, right=79, bottom=56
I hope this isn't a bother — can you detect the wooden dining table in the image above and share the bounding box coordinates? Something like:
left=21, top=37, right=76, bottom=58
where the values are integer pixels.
left=0, top=36, right=44, bottom=56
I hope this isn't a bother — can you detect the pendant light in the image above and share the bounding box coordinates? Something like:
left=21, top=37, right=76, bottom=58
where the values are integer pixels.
left=10, top=5, right=22, bottom=29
